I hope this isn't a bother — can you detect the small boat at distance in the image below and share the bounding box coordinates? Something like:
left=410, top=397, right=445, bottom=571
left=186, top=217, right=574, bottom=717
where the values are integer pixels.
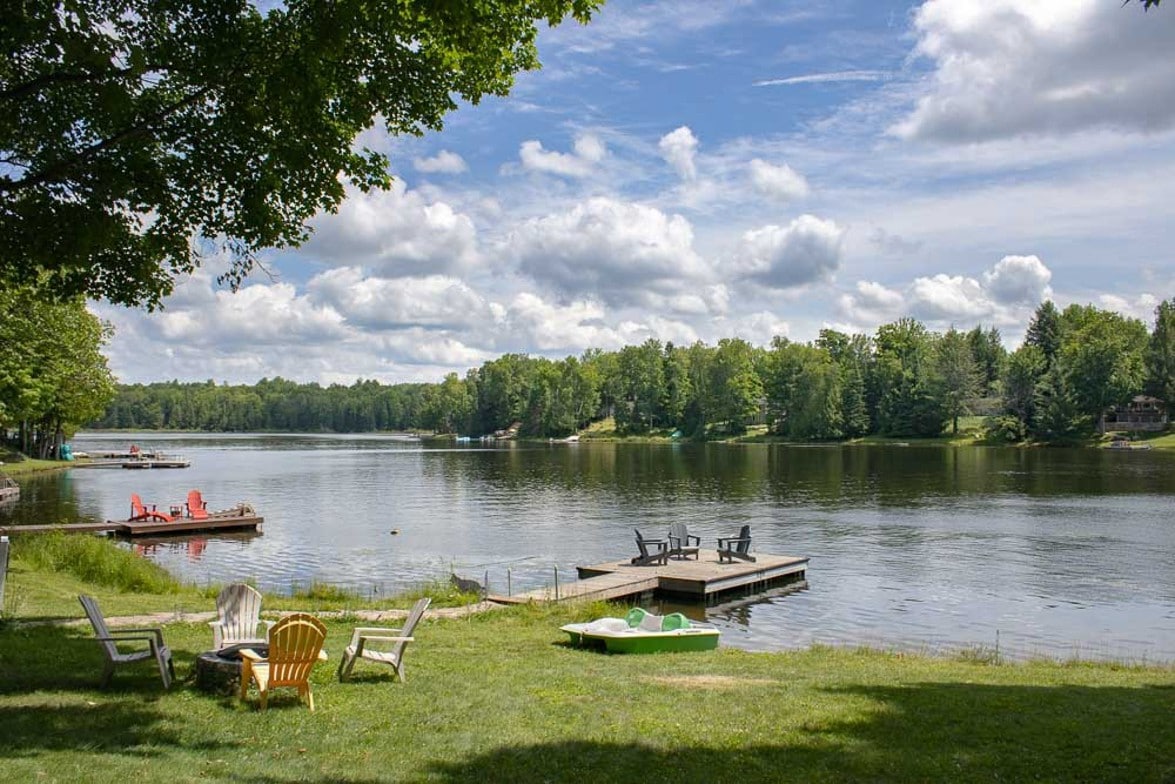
left=561, top=607, right=720, bottom=654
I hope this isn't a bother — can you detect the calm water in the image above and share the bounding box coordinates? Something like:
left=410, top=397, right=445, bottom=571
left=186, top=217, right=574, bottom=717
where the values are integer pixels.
left=5, top=432, right=1174, bottom=662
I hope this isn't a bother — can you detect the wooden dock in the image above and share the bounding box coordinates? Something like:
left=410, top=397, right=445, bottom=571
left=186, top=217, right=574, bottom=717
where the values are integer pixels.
left=488, top=550, right=808, bottom=605
left=0, top=512, right=263, bottom=538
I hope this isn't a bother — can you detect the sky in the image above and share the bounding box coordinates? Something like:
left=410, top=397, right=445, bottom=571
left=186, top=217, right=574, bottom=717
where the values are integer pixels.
left=95, top=0, right=1175, bottom=386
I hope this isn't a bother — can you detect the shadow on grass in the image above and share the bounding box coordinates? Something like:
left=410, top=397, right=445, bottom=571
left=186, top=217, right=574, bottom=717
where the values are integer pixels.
left=0, top=702, right=186, bottom=758
left=424, top=682, right=1175, bottom=783
left=0, top=621, right=185, bottom=694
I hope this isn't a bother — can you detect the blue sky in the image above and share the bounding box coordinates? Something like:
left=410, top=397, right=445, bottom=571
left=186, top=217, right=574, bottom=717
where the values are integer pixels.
left=98, top=0, right=1175, bottom=385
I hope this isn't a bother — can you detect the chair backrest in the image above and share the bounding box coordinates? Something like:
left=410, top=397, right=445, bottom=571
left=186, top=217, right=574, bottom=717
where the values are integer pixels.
left=187, top=490, right=209, bottom=519
left=130, top=494, right=147, bottom=518
left=266, top=613, right=327, bottom=687
left=735, top=524, right=752, bottom=554
left=79, top=595, right=116, bottom=659
left=633, top=529, right=652, bottom=557
left=396, top=598, right=431, bottom=653
left=668, top=522, right=687, bottom=543
left=217, top=583, right=263, bottom=640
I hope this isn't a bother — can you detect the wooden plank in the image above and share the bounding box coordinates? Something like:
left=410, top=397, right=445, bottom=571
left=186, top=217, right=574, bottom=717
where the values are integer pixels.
left=0, top=522, right=121, bottom=535
left=117, top=514, right=263, bottom=537
left=489, top=571, right=659, bottom=605
left=491, top=549, right=808, bottom=605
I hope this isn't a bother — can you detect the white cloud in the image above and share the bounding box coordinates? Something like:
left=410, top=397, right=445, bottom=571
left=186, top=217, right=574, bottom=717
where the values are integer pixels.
left=154, top=282, right=347, bottom=347
left=305, top=180, right=478, bottom=276
left=498, top=293, right=624, bottom=352
left=413, top=150, right=468, bottom=174
left=754, top=70, right=889, bottom=87
left=723, top=311, right=791, bottom=346
left=838, top=254, right=1058, bottom=330
left=727, top=215, right=844, bottom=289
left=907, top=274, right=991, bottom=321
left=308, top=268, right=494, bottom=331
left=838, top=280, right=906, bottom=323
left=659, top=126, right=699, bottom=180
left=749, top=159, right=809, bottom=201
left=894, top=0, right=1175, bottom=142
left=518, top=133, right=607, bottom=178
left=510, top=197, right=711, bottom=307
left=982, top=254, right=1052, bottom=305
left=1098, top=293, right=1161, bottom=325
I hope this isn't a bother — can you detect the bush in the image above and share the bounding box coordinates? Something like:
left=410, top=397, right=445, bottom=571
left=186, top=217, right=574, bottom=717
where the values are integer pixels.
left=989, top=415, right=1027, bottom=443
left=14, top=533, right=182, bottom=594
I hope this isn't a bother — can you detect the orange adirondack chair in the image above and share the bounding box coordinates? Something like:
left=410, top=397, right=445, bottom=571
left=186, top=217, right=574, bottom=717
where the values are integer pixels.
left=129, top=493, right=174, bottom=522
left=239, top=613, right=328, bottom=711
left=186, top=489, right=209, bottom=519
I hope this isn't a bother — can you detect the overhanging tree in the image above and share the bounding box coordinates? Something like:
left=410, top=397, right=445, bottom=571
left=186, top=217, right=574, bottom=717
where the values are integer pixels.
left=1, top=0, right=600, bottom=308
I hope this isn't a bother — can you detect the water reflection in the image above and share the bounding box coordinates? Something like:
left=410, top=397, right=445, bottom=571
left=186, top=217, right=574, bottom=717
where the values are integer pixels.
left=3, top=432, right=1173, bottom=662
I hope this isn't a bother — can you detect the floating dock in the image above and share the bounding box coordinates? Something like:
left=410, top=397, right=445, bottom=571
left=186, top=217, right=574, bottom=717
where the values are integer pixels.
left=0, top=511, right=263, bottom=538
left=488, top=550, right=808, bottom=605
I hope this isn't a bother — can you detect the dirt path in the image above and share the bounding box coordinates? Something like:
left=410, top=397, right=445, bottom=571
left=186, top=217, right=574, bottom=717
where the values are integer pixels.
left=33, top=600, right=507, bottom=629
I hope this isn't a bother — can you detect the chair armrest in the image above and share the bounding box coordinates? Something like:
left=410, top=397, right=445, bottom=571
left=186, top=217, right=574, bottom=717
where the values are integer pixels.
left=109, top=627, right=165, bottom=645
left=239, top=648, right=263, bottom=661
left=318, top=649, right=328, bottom=661
left=352, top=627, right=405, bottom=635
left=349, top=626, right=404, bottom=646
left=95, top=634, right=156, bottom=645
left=717, top=536, right=752, bottom=548
left=686, top=534, right=701, bottom=546
left=356, top=635, right=414, bottom=644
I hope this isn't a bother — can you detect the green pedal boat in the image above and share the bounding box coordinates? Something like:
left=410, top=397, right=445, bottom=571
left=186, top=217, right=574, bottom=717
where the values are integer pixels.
left=560, top=608, right=720, bottom=654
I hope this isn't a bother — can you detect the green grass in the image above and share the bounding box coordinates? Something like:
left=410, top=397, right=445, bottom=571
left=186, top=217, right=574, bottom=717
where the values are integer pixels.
left=0, top=455, right=63, bottom=476
left=1, top=537, right=483, bottom=621
left=0, top=596, right=1171, bottom=783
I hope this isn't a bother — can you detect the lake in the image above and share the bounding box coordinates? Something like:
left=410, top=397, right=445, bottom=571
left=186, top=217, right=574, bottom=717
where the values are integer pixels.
left=5, top=432, right=1174, bottom=663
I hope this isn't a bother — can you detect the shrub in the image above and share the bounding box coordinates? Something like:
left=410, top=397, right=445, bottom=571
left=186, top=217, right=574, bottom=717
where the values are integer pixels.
left=14, top=533, right=182, bottom=594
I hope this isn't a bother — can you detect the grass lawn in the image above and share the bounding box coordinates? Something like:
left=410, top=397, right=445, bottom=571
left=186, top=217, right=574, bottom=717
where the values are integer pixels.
left=2, top=549, right=1174, bottom=783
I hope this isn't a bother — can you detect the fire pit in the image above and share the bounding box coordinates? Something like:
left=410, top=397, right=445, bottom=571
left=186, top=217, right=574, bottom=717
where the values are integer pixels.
left=193, top=644, right=268, bottom=695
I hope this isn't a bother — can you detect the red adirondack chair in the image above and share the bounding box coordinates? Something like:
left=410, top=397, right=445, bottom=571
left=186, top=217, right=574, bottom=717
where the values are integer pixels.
left=129, top=493, right=174, bottom=522
left=186, top=489, right=209, bottom=519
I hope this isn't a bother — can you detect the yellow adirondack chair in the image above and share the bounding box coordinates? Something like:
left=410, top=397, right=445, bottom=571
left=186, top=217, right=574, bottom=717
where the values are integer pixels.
left=337, top=597, right=430, bottom=683
left=209, top=583, right=274, bottom=650
left=239, top=613, right=327, bottom=711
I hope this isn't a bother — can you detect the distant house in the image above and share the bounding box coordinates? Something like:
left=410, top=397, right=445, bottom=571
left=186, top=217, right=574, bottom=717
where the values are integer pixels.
left=1104, top=395, right=1168, bottom=432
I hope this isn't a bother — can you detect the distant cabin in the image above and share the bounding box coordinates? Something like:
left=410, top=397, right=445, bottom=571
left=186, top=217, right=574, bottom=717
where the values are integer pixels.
left=1104, top=395, right=1168, bottom=432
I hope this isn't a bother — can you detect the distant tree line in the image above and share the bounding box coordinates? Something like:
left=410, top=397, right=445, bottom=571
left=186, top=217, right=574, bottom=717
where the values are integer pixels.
left=94, top=299, right=1175, bottom=442
left=1, top=285, right=116, bottom=458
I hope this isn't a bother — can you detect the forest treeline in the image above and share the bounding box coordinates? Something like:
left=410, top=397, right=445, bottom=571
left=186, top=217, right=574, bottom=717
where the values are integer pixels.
left=93, top=299, right=1175, bottom=443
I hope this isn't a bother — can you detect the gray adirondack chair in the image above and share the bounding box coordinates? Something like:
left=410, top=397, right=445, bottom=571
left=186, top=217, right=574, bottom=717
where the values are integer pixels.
left=210, top=583, right=274, bottom=650
left=717, top=525, right=756, bottom=563
left=338, top=597, right=430, bottom=683
left=631, top=529, right=669, bottom=566
left=79, top=594, right=174, bottom=688
left=667, top=523, right=700, bottom=560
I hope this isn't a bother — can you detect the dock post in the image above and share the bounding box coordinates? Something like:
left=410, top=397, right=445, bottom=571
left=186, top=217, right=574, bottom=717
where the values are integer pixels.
left=0, top=535, right=8, bottom=611
left=507, top=568, right=512, bottom=596
left=554, top=565, right=560, bottom=602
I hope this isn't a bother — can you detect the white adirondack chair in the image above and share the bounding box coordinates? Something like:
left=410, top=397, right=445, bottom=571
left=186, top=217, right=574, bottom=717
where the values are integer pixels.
left=209, top=583, right=273, bottom=650
left=337, top=597, right=430, bottom=683
left=79, top=594, right=174, bottom=688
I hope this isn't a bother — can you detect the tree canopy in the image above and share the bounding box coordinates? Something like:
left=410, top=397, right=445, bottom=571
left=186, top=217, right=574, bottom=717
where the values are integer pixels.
left=0, top=0, right=599, bottom=308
